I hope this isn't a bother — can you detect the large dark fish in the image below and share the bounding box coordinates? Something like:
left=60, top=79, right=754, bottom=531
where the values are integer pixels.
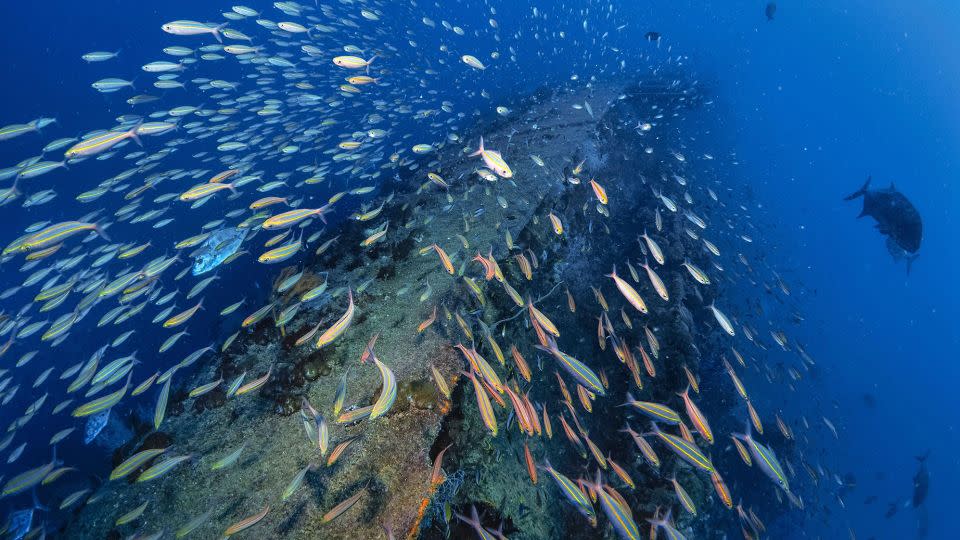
left=765, top=3, right=777, bottom=20
left=844, top=177, right=922, bottom=264
left=912, top=451, right=930, bottom=508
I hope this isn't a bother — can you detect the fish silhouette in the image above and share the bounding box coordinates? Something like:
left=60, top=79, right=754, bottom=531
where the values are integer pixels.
left=845, top=177, right=922, bottom=268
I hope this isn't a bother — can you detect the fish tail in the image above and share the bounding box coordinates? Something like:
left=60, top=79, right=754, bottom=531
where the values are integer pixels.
left=645, top=506, right=668, bottom=528
left=843, top=176, right=871, bottom=200
left=30, top=488, right=49, bottom=512
left=470, top=505, right=483, bottom=526
left=451, top=510, right=474, bottom=528
left=469, top=136, right=485, bottom=157
left=915, top=450, right=930, bottom=462
left=317, top=203, right=331, bottom=224
left=212, top=23, right=228, bottom=43
left=732, top=418, right=751, bottom=442
left=94, top=223, right=112, bottom=243
left=128, top=124, right=143, bottom=147
left=906, top=254, right=919, bottom=275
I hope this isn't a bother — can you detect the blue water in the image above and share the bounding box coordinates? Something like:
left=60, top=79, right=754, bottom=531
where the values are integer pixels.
left=0, top=1, right=955, bottom=538
left=657, top=3, right=958, bottom=538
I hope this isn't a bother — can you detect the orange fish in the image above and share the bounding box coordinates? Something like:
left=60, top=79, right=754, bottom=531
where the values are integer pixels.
left=638, top=345, right=656, bottom=378
left=523, top=392, right=541, bottom=435
left=607, top=454, right=635, bottom=489
left=589, top=179, right=608, bottom=204
left=678, top=385, right=714, bottom=444
left=510, top=345, right=531, bottom=382
left=524, top=442, right=538, bottom=484
left=473, top=251, right=495, bottom=280
left=431, top=444, right=452, bottom=486
left=505, top=384, right=534, bottom=435
left=431, top=244, right=455, bottom=274
left=543, top=405, right=553, bottom=438
left=417, top=306, right=437, bottom=333
left=515, top=253, right=533, bottom=280
left=747, top=399, right=764, bottom=434
left=711, top=471, right=734, bottom=509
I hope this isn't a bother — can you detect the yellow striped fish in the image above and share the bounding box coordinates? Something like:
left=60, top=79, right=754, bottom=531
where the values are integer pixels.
left=316, top=289, right=355, bottom=348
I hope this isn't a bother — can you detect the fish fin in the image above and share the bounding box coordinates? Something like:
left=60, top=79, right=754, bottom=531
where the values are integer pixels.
left=469, top=136, right=485, bottom=157
left=30, top=488, right=49, bottom=512
left=128, top=123, right=143, bottom=147
left=452, top=505, right=481, bottom=529
left=646, top=506, right=669, bottom=528
left=843, top=176, right=871, bottom=201
left=906, top=254, right=918, bottom=275
left=94, top=223, right=112, bottom=243
left=212, top=23, right=228, bottom=43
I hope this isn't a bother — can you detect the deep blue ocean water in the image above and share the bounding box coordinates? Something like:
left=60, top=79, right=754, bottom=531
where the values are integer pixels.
left=0, top=1, right=955, bottom=538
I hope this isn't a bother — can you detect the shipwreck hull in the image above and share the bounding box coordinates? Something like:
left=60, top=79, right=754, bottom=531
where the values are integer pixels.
left=64, top=77, right=775, bottom=540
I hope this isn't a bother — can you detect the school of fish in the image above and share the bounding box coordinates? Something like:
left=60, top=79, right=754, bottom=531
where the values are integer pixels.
left=0, top=2, right=846, bottom=540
